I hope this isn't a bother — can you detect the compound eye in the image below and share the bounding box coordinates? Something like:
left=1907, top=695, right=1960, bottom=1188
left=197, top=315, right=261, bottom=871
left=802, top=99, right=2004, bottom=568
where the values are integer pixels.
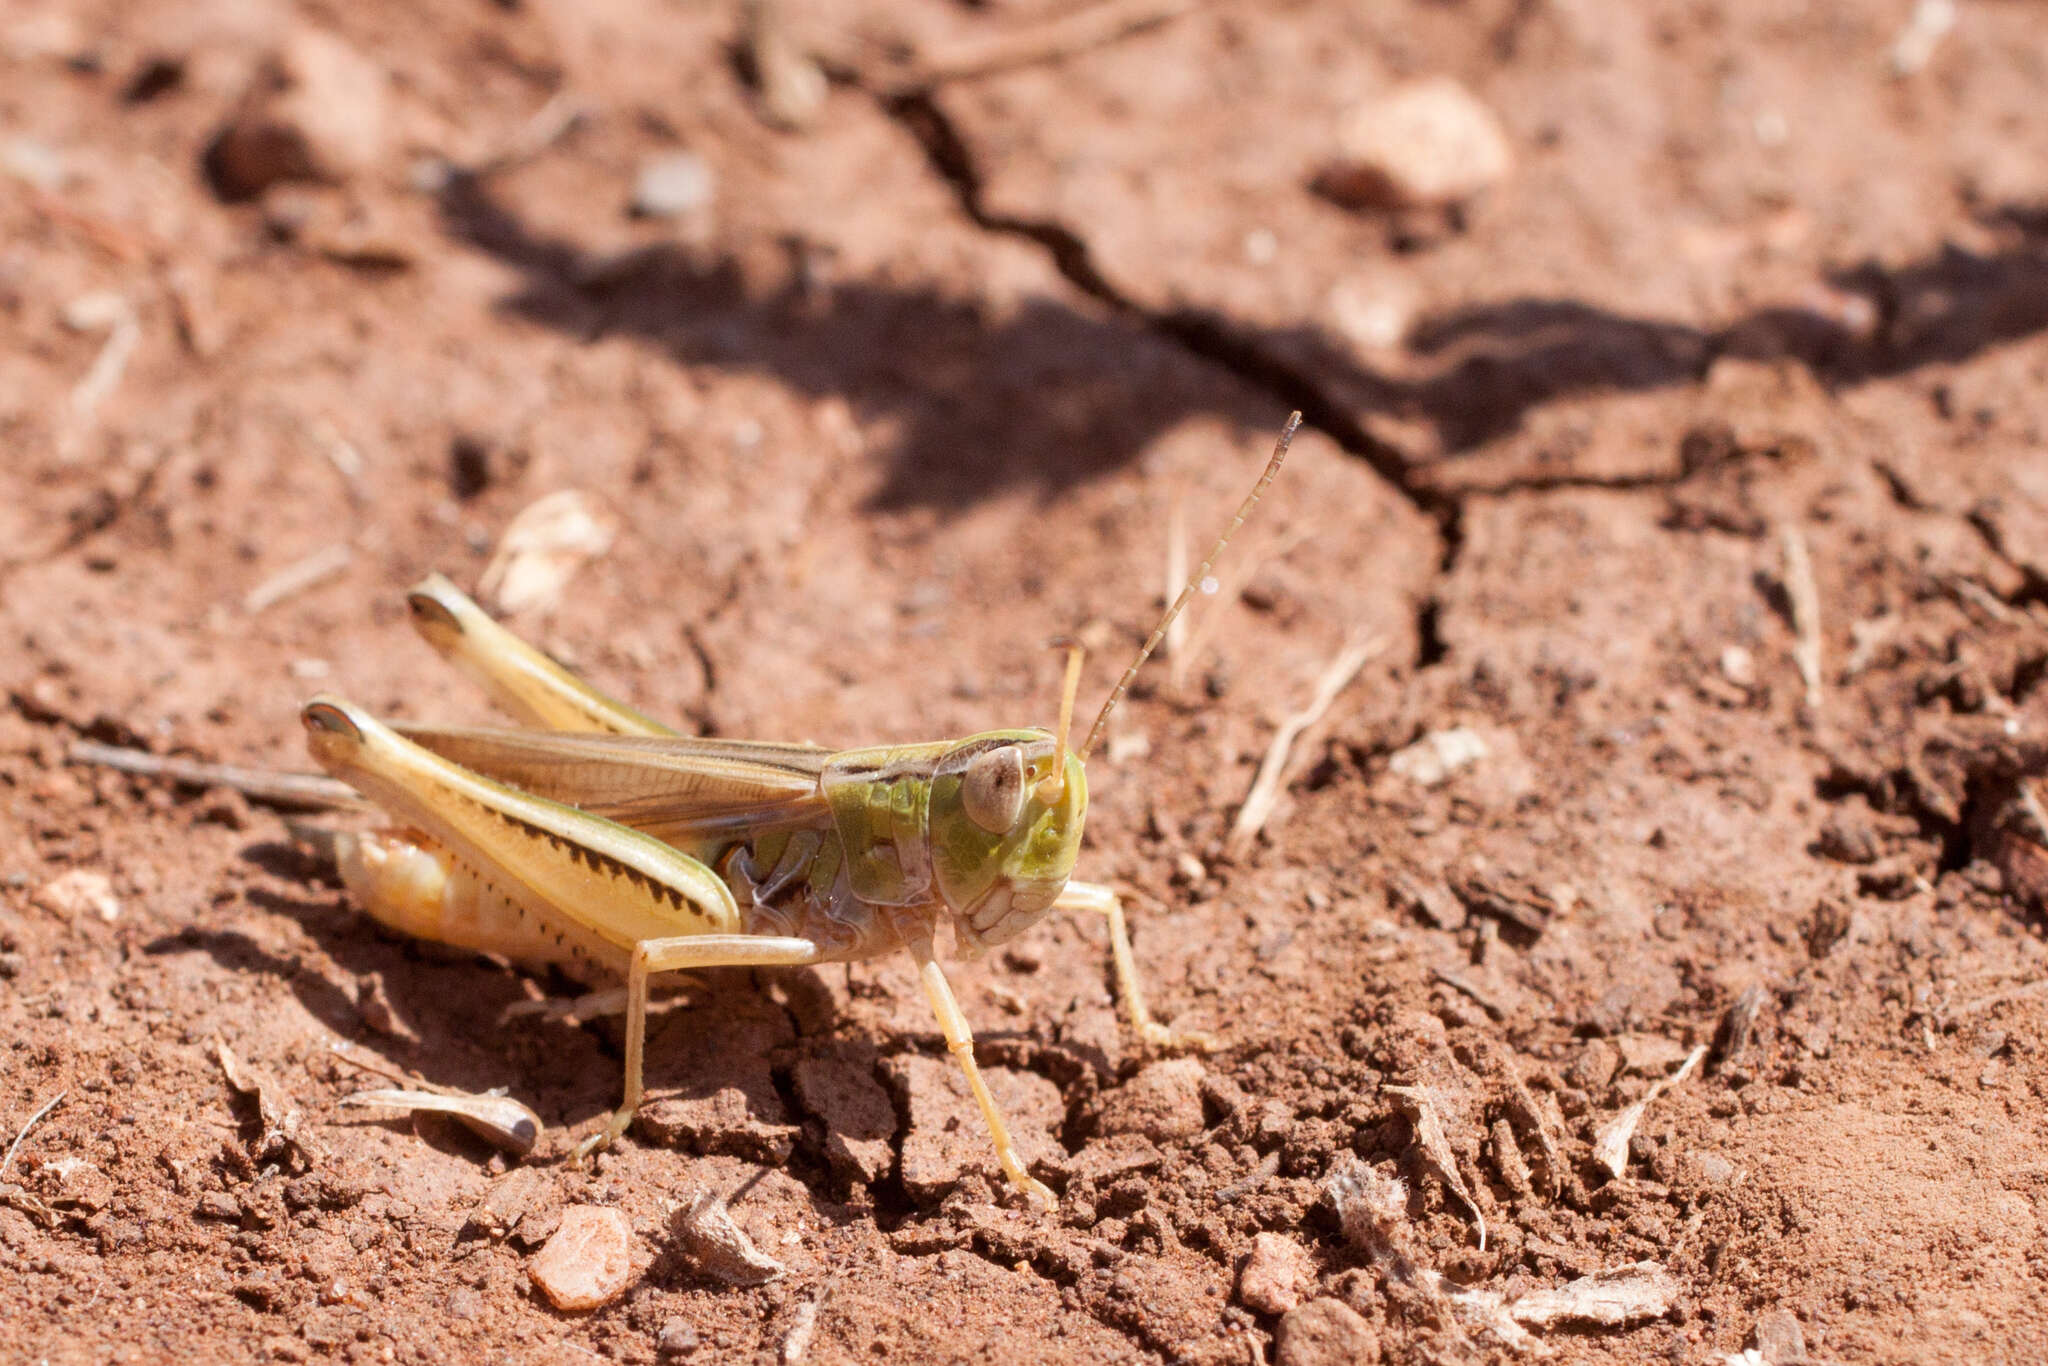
left=961, top=745, right=1027, bottom=834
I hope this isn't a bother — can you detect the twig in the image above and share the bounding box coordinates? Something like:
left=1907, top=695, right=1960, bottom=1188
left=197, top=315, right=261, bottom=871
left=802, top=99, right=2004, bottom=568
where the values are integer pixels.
left=1780, top=525, right=1823, bottom=712
left=1227, top=634, right=1383, bottom=855
left=1, top=1092, right=66, bottom=1179
left=307, top=418, right=369, bottom=506
left=1216, top=1148, right=1282, bottom=1203
left=68, top=739, right=364, bottom=810
left=62, top=294, right=139, bottom=454
left=881, top=0, right=1197, bottom=92
left=1593, top=1045, right=1707, bottom=1179
left=472, top=90, right=589, bottom=177
left=1949, top=576, right=2020, bottom=626
left=244, top=543, right=353, bottom=613
left=1953, top=977, right=2048, bottom=1020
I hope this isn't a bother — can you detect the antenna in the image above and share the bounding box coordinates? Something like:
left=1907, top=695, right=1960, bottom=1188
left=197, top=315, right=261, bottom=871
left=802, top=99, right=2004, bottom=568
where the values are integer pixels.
left=1076, top=412, right=1301, bottom=763
left=1037, top=639, right=1085, bottom=804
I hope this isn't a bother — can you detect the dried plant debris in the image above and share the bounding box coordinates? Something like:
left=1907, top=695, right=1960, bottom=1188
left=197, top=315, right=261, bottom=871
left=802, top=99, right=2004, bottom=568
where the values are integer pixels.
left=243, top=542, right=352, bottom=613
left=1, top=1092, right=65, bottom=1181
left=778, top=1286, right=832, bottom=1365
left=32, top=868, right=120, bottom=923
left=479, top=489, right=618, bottom=615
left=0, top=1092, right=67, bottom=1227
left=528, top=1205, right=635, bottom=1311
left=671, top=1190, right=787, bottom=1286
left=340, top=1088, right=541, bottom=1157
left=69, top=739, right=362, bottom=810
left=1719, top=983, right=1767, bottom=1066
left=1227, top=634, right=1381, bottom=854
left=1779, top=524, right=1824, bottom=711
left=1383, top=1084, right=1485, bottom=1249
left=1593, top=1044, right=1708, bottom=1179
left=1507, top=1261, right=1680, bottom=1330
left=215, top=1038, right=320, bottom=1170
left=1319, top=1154, right=1529, bottom=1350
left=879, top=0, right=1198, bottom=93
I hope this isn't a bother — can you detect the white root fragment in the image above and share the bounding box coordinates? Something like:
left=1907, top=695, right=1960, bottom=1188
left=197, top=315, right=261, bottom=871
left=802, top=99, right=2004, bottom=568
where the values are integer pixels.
left=340, top=1088, right=541, bottom=1157
left=1508, top=1260, right=1680, bottom=1329
left=1227, top=634, right=1383, bottom=855
left=480, top=489, right=618, bottom=615
left=1779, top=525, right=1823, bottom=711
left=671, top=1190, right=787, bottom=1286
left=1593, top=1044, right=1707, bottom=1179
left=244, top=542, right=353, bottom=613
left=1382, top=1083, right=1486, bottom=1251
left=1, top=1092, right=66, bottom=1180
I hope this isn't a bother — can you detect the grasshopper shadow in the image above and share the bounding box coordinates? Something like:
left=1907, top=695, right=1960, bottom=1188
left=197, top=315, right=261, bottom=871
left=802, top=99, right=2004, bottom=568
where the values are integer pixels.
left=437, top=174, right=2048, bottom=497
left=209, top=851, right=857, bottom=1144
left=437, top=172, right=1280, bottom=508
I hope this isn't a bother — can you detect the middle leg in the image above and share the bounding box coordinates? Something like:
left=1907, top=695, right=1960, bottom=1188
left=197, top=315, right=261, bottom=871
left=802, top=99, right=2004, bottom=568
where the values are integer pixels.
left=574, top=932, right=822, bottom=1160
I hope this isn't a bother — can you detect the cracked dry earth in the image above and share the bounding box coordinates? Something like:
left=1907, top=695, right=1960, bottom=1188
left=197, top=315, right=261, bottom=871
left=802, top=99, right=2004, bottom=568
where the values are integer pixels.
left=5, top=1, right=2048, bottom=1363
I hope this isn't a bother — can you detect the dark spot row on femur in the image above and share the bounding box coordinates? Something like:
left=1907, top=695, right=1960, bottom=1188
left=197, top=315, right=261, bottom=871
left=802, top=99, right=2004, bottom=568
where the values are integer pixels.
left=482, top=801, right=696, bottom=915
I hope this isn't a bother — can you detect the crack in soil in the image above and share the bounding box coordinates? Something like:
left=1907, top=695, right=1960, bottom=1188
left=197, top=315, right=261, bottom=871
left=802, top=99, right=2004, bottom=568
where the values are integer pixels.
left=874, top=86, right=1464, bottom=670
left=875, top=90, right=1455, bottom=531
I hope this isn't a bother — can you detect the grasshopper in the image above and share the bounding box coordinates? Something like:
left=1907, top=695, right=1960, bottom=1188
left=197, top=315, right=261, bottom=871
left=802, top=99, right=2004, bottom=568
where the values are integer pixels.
left=299, top=415, right=1299, bottom=1209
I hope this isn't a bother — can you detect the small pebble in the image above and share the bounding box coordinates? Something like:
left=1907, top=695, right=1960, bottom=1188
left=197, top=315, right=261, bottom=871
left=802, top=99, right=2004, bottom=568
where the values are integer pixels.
left=32, top=868, right=120, bottom=923
left=657, top=1318, right=701, bottom=1359
left=1753, top=1308, right=1807, bottom=1363
left=1237, top=1232, right=1314, bottom=1315
left=631, top=152, right=715, bottom=219
left=1321, top=76, right=1511, bottom=211
left=528, top=1205, right=634, bottom=1311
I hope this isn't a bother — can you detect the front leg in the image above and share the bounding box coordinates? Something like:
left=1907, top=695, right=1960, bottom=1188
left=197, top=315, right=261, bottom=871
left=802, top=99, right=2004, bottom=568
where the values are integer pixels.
left=902, top=936, right=1057, bottom=1211
left=1056, top=881, right=1215, bottom=1052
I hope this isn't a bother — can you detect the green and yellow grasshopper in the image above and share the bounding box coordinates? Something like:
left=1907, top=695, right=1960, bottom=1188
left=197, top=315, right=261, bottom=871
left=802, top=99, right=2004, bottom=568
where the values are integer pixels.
left=299, top=416, right=1299, bottom=1209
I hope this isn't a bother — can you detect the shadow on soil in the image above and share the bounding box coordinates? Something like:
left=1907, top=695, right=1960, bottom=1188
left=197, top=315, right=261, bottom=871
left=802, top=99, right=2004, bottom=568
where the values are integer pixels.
left=153, top=848, right=919, bottom=1194
left=435, top=174, right=2048, bottom=505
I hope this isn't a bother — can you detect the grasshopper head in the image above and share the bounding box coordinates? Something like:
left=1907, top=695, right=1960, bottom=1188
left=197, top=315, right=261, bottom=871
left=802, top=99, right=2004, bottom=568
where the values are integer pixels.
left=928, top=731, right=1086, bottom=950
